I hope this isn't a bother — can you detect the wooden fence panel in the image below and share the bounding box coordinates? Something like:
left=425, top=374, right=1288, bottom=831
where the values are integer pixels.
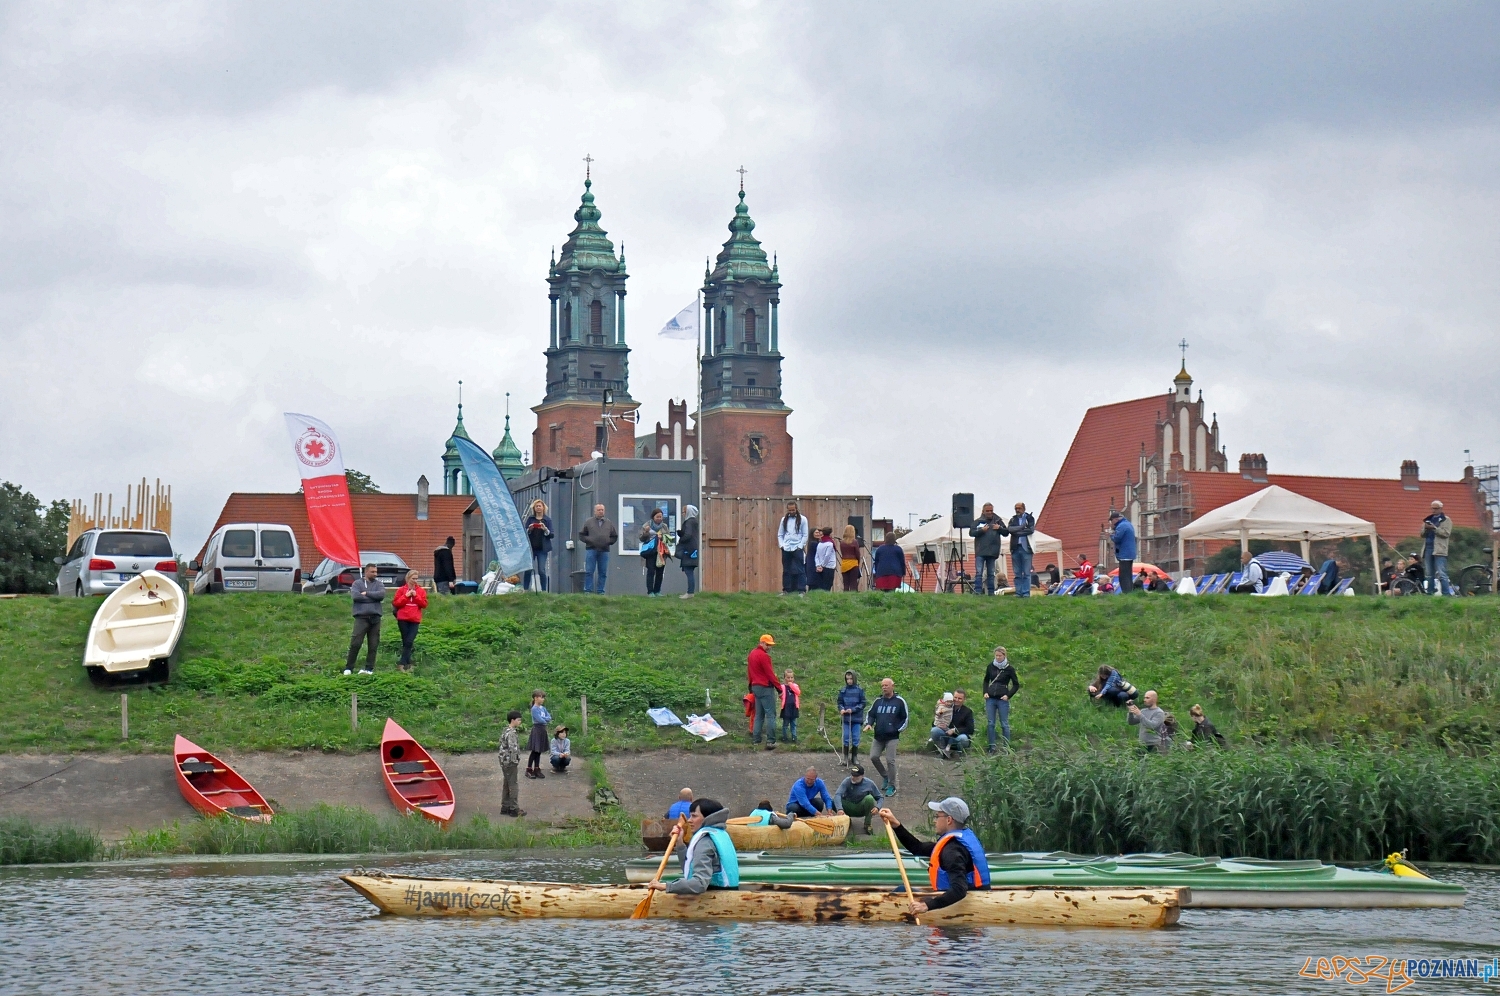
left=702, top=495, right=874, bottom=593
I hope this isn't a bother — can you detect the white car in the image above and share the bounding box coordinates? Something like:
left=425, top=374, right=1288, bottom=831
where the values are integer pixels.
left=55, top=529, right=178, bottom=597
left=191, top=523, right=302, bottom=594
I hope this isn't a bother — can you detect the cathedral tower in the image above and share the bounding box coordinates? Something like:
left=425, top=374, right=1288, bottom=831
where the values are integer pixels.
left=531, top=173, right=639, bottom=469
left=698, top=186, right=792, bottom=496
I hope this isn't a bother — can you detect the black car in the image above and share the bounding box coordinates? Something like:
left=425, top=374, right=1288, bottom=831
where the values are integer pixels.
left=303, top=551, right=410, bottom=594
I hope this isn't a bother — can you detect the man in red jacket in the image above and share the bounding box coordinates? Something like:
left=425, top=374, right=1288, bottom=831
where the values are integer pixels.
left=747, top=634, right=784, bottom=751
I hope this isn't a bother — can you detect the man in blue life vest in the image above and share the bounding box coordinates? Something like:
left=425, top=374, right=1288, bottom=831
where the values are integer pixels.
left=878, top=796, right=990, bottom=914
left=647, top=798, right=741, bottom=895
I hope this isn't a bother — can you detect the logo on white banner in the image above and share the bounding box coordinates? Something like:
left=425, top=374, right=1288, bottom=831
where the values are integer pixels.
left=294, top=426, right=338, bottom=470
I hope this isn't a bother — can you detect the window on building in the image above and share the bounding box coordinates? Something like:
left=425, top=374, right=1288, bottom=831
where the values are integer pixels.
left=746, top=378, right=756, bottom=386
left=717, top=310, right=727, bottom=348
left=744, top=308, right=758, bottom=350
left=684, top=445, right=693, bottom=461
left=595, top=424, right=606, bottom=452
left=561, top=303, right=572, bottom=339
left=590, top=300, right=604, bottom=342
left=550, top=426, right=561, bottom=453
left=660, top=444, right=669, bottom=459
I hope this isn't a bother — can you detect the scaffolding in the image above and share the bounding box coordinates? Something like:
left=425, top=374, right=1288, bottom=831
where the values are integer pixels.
left=67, top=479, right=173, bottom=549
left=1140, top=471, right=1196, bottom=570
left=1476, top=464, right=1499, bottom=530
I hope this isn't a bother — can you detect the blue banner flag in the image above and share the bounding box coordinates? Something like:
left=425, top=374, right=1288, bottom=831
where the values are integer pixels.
left=452, top=435, right=531, bottom=579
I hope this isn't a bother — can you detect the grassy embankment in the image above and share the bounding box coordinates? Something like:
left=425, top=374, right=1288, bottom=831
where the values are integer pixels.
left=1, top=591, right=1496, bottom=753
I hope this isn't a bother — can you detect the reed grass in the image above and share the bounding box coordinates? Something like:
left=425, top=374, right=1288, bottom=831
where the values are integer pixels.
left=0, top=815, right=104, bottom=864
left=968, top=742, right=1500, bottom=863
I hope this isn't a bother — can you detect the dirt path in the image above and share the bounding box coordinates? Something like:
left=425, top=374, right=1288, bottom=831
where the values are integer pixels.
left=0, top=744, right=980, bottom=839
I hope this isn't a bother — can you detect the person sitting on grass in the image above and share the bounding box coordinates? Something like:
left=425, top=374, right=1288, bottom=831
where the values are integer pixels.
left=930, top=690, right=974, bottom=757
left=647, top=799, right=740, bottom=896
left=1088, top=665, right=1139, bottom=706
left=746, top=799, right=794, bottom=830
left=1188, top=705, right=1227, bottom=748
left=878, top=798, right=991, bottom=914
left=1159, top=712, right=1180, bottom=751
left=666, top=787, right=695, bottom=820
left=548, top=725, right=571, bottom=773
left=786, top=767, right=833, bottom=818
left=831, top=764, right=882, bottom=837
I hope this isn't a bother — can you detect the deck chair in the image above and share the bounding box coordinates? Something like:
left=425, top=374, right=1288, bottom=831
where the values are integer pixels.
left=1221, top=572, right=1245, bottom=593
left=1329, top=577, right=1355, bottom=595
left=1298, top=574, right=1324, bottom=596
left=1284, top=576, right=1304, bottom=595
left=1197, top=573, right=1222, bottom=593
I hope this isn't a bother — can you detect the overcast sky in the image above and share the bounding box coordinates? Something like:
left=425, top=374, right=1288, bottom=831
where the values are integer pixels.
left=3, top=1, right=1497, bottom=551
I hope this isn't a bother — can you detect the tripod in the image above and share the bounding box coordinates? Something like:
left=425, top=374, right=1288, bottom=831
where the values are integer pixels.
left=946, top=531, right=971, bottom=594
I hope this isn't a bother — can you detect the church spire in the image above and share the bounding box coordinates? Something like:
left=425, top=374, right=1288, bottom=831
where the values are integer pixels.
left=442, top=380, right=471, bottom=495
left=492, top=391, right=526, bottom=481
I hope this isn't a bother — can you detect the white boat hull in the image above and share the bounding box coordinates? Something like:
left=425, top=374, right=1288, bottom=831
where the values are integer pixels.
left=83, top=570, right=186, bottom=675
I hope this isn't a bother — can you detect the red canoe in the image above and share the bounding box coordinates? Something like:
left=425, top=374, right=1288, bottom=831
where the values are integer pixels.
left=380, top=718, right=455, bottom=825
left=173, top=734, right=273, bottom=823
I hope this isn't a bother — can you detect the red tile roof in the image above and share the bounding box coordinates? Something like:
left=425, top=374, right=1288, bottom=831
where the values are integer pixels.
left=1038, top=394, right=1167, bottom=558
left=196, top=493, right=475, bottom=578
left=1183, top=472, right=1489, bottom=545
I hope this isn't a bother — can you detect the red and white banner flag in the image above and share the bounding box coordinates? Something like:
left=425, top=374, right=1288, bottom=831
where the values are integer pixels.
left=283, top=413, right=361, bottom=567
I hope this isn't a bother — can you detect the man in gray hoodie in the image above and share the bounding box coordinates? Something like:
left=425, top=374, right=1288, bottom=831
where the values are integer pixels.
left=344, top=564, right=385, bottom=675
left=1127, top=690, right=1167, bottom=753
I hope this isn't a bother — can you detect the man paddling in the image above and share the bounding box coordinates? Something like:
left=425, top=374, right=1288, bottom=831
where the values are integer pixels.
left=878, top=797, right=990, bottom=913
left=647, top=798, right=740, bottom=895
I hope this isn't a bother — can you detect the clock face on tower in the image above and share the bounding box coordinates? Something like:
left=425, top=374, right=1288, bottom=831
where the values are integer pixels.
left=742, top=433, right=767, bottom=465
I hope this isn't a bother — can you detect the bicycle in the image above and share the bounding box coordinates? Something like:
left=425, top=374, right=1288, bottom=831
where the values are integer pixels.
left=1457, top=548, right=1496, bottom=596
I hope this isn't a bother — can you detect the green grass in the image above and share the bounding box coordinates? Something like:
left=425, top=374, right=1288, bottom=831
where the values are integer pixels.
left=1, top=592, right=1497, bottom=753
left=0, top=806, right=640, bottom=864
left=968, top=742, right=1500, bottom=863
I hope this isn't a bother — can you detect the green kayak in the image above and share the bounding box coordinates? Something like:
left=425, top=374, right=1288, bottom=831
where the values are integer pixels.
left=623, top=850, right=1466, bottom=909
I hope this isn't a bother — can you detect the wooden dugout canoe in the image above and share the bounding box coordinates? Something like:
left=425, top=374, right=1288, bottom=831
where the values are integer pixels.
left=723, top=813, right=849, bottom=849
left=339, top=871, right=1184, bottom=928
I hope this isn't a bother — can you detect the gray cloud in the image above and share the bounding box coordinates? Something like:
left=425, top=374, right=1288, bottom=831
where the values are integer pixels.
left=1, top=1, right=1497, bottom=551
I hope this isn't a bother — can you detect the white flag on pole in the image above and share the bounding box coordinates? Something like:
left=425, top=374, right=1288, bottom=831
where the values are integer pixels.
left=658, top=300, right=699, bottom=340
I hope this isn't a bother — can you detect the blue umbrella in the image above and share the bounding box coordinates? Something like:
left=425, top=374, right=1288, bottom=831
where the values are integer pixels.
left=1252, top=551, right=1311, bottom=575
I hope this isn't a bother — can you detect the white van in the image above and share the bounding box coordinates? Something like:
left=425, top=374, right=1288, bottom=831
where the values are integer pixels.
left=192, top=523, right=302, bottom=594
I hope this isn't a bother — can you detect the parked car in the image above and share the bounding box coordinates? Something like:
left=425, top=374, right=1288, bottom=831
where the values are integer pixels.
left=302, top=551, right=410, bottom=595
left=190, top=523, right=302, bottom=594
left=55, top=529, right=178, bottom=597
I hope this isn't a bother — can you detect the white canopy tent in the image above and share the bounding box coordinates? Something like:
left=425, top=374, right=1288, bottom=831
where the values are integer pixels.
left=898, top=514, right=1064, bottom=584
left=1177, top=485, right=1379, bottom=593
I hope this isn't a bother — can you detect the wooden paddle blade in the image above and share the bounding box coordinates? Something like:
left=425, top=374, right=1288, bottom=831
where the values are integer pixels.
left=630, top=892, right=654, bottom=919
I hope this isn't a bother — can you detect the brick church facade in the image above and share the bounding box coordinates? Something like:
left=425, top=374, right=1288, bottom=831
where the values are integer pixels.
left=1039, top=362, right=1492, bottom=571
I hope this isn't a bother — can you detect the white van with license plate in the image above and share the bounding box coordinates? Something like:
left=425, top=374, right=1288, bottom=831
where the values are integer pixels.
left=192, top=523, right=302, bottom=594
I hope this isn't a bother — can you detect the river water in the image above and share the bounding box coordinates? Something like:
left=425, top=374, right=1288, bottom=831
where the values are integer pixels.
left=4, top=851, right=1497, bottom=995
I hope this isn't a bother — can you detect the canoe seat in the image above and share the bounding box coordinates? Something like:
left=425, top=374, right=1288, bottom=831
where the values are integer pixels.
left=180, top=762, right=219, bottom=774
left=391, top=776, right=446, bottom=784
left=103, top=616, right=172, bottom=632
left=226, top=806, right=266, bottom=818
left=389, top=761, right=429, bottom=774
left=197, top=788, right=242, bottom=796
left=416, top=800, right=452, bottom=808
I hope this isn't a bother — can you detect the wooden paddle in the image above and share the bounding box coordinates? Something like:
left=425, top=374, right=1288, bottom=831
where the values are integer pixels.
left=631, top=816, right=686, bottom=919
left=880, top=810, right=921, bottom=925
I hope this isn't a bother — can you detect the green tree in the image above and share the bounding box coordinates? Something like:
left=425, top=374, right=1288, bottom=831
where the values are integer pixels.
left=343, top=469, right=381, bottom=494
left=0, top=482, right=71, bottom=594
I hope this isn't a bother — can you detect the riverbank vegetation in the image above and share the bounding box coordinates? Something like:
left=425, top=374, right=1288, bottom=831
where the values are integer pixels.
left=0, top=806, right=640, bottom=865
left=969, top=743, right=1500, bottom=864
left=1, top=592, right=1495, bottom=753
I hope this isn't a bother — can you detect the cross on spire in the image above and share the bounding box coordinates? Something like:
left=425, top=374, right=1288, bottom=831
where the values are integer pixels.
left=1178, top=338, right=1189, bottom=361
left=583, top=153, right=594, bottom=181
left=737, top=165, right=747, bottom=191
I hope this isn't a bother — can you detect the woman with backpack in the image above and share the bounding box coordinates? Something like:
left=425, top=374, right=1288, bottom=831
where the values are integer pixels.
left=676, top=504, right=700, bottom=598
left=1088, top=665, right=1139, bottom=706
left=638, top=508, right=672, bottom=597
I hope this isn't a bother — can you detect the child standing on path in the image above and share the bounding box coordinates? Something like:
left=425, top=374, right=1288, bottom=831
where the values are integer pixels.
left=526, top=690, right=552, bottom=779
left=498, top=710, right=524, bottom=817
left=836, top=670, right=867, bottom=767
left=780, top=669, right=802, bottom=743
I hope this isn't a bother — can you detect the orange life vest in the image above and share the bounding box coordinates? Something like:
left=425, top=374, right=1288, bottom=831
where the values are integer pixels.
left=928, top=832, right=985, bottom=890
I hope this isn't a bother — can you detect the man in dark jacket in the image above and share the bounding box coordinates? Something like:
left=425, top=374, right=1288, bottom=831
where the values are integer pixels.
left=968, top=503, right=1007, bottom=596
left=863, top=678, right=908, bottom=797
left=982, top=646, right=1019, bottom=752
left=1007, top=503, right=1036, bottom=597
left=578, top=503, right=617, bottom=594
left=871, top=534, right=907, bottom=591
left=836, top=669, right=868, bottom=766
left=433, top=537, right=456, bottom=594
left=344, top=565, right=384, bottom=675
left=1109, top=511, right=1137, bottom=593
left=931, top=689, right=975, bottom=757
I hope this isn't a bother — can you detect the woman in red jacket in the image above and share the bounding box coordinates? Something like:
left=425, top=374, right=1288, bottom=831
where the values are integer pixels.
left=392, top=570, right=429, bottom=672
